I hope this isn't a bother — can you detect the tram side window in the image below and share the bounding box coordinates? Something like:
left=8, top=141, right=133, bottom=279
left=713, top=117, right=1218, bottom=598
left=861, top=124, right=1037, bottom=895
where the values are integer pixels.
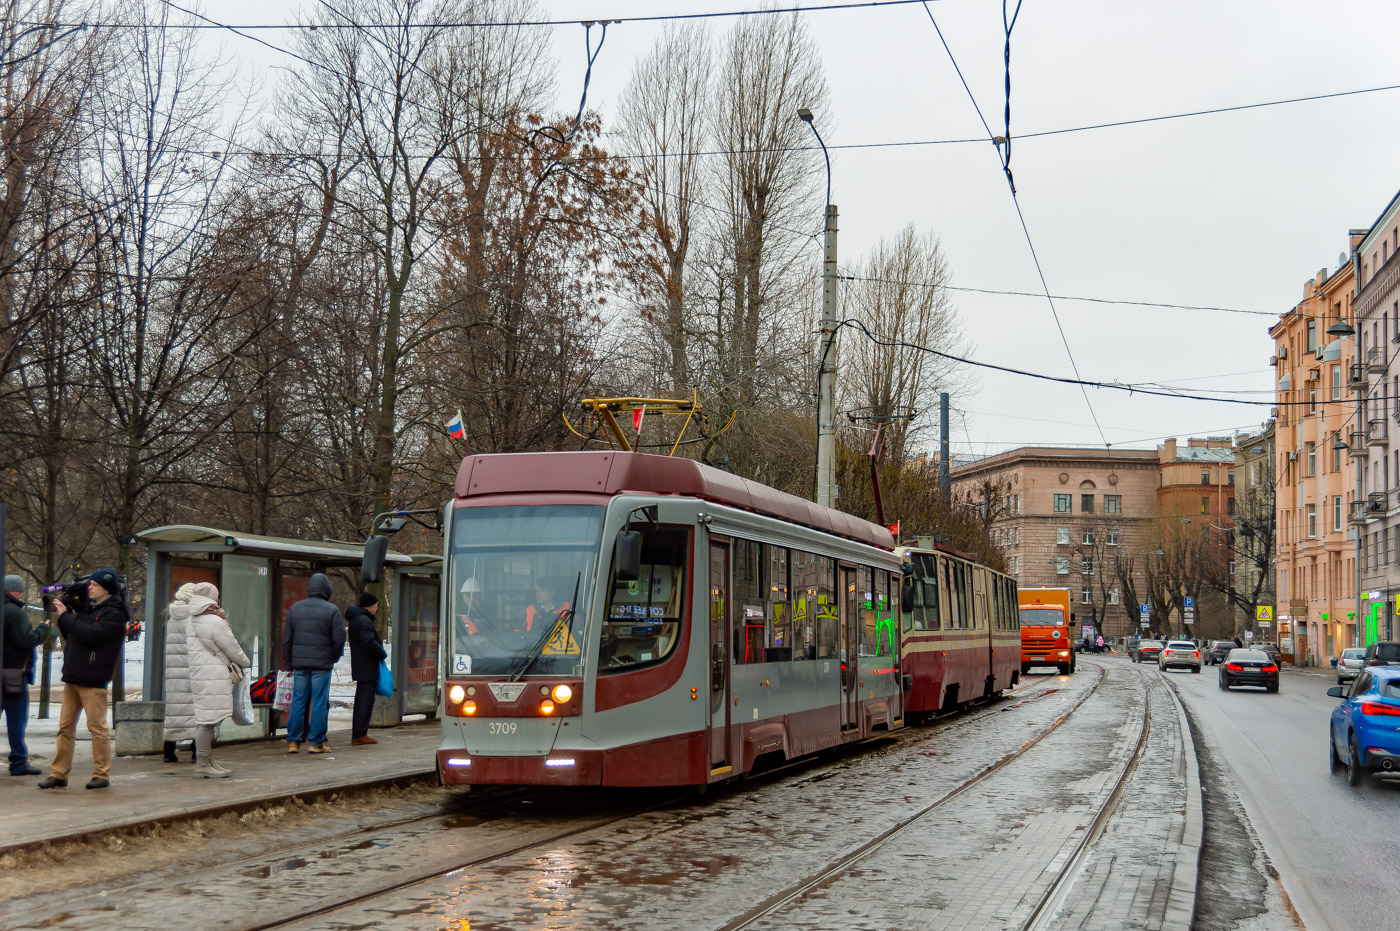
left=879, top=571, right=898, bottom=656
left=858, top=566, right=877, bottom=656
left=791, top=550, right=820, bottom=660
left=733, top=540, right=765, bottom=665
left=815, top=555, right=838, bottom=658
left=766, top=546, right=792, bottom=662
left=907, top=553, right=939, bottom=631
left=960, top=565, right=972, bottom=629
left=600, top=526, right=688, bottom=672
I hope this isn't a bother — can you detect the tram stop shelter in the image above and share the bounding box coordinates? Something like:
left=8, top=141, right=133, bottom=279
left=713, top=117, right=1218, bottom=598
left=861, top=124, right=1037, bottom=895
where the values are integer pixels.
left=130, top=525, right=442, bottom=748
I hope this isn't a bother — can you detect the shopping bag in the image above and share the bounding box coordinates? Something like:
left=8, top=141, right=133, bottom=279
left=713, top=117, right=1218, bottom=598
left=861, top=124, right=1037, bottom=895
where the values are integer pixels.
left=375, top=659, right=394, bottom=699
left=274, top=670, right=294, bottom=711
left=231, top=671, right=254, bottom=726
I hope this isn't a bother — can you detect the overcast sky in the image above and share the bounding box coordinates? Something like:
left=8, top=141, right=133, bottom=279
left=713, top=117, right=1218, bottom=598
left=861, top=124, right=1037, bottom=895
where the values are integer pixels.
left=202, top=0, right=1400, bottom=459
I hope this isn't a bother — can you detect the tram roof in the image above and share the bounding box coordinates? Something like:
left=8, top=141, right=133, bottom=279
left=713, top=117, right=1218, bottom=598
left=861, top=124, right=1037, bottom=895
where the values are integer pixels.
left=455, top=451, right=895, bottom=550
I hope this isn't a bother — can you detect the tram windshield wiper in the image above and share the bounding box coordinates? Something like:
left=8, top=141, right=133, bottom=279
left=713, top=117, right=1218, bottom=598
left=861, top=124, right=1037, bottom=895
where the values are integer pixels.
left=509, top=572, right=582, bottom=682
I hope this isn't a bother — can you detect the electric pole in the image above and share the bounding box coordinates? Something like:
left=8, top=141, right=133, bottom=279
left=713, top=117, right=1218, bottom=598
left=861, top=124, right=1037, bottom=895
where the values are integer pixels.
left=816, top=203, right=839, bottom=509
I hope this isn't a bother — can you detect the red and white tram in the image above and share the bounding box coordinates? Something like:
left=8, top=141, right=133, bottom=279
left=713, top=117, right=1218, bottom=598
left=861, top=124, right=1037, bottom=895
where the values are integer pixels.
left=436, top=451, right=908, bottom=788
left=895, top=543, right=1021, bottom=723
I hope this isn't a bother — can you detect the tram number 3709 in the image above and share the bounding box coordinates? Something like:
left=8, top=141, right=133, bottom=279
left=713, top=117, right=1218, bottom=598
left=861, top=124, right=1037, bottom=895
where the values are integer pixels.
left=488, top=722, right=518, bottom=735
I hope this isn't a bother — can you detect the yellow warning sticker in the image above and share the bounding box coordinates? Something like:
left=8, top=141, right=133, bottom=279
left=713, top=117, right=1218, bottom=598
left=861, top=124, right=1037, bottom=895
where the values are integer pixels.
left=540, top=619, right=581, bottom=655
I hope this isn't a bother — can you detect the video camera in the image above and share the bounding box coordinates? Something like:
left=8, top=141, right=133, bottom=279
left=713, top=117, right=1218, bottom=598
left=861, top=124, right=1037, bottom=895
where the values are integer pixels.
left=41, top=574, right=92, bottom=615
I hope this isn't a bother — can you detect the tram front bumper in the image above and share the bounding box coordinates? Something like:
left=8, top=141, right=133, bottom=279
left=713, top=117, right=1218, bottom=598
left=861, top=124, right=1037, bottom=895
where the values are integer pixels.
left=437, top=748, right=604, bottom=786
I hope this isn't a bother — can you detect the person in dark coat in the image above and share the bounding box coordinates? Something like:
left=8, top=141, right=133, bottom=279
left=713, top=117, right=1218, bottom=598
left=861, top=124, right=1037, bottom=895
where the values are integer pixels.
left=3, top=575, right=51, bottom=776
left=283, top=573, right=345, bottom=754
left=40, top=568, right=128, bottom=790
left=347, top=592, right=387, bottom=746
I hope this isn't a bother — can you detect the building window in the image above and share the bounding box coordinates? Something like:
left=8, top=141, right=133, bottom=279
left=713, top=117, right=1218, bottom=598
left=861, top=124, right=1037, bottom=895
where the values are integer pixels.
left=1229, top=559, right=1236, bottom=578
left=1334, top=496, right=1343, bottom=531
left=1107, top=527, right=1120, bottom=546
left=1307, top=319, right=1317, bottom=352
left=1080, top=560, right=1093, bottom=576
left=1081, top=494, right=1094, bottom=513
left=1080, top=589, right=1092, bottom=604
left=1200, top=496, right=1209, bottom=514
left=1307, top=504, right=1316, bottom=538
left=1105, top=494, right=1122, bottom=514
left=1309, top=389, right=1317, bottom=414
left=1333, top=442, right=1342, bottom=473
left=1333, top=364, right=1342, bottom=400
left=1307, top=442, right=1316, bottom=477
left=1227, top=497, right=1235, bottom=515
left=1201, top=470, right=1210, bottom=485
left=1010, top=556, right=1019, bottom=575
left=1056, top=557, right=1070, bottom=575
left=1250, top=462, right=1258, bottom=485
left=1057, top=527, right=1070, bottom=545
left=1054, top=493, right=1071, bottom=513
left=1082, top=530, right=1095, bottom=545
left=1227, top=470, right=1235, bottom=486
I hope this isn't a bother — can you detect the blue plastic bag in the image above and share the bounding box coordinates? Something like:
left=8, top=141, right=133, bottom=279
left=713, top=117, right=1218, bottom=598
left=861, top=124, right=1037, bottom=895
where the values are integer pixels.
left=376, top=659, right=394, bottom=698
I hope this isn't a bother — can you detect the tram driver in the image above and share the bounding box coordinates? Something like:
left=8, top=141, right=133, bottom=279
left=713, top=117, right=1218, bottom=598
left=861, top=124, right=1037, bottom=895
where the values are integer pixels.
left=524, top=580, right=571, bottom=634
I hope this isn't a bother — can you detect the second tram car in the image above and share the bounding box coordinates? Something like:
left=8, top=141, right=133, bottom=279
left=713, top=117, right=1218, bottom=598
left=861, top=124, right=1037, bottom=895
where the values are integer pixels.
left=896, top=543, right=1020, bottom=723
left=435, top=451, right=906, bottom=788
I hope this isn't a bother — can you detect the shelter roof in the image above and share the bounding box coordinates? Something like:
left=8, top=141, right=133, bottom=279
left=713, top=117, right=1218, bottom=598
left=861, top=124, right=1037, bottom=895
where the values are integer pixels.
left=132, top=525, right=416, bottom=565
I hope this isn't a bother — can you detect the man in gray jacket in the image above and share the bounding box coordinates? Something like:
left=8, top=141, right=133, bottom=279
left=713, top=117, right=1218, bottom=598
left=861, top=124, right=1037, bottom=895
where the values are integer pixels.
left=282, top=573, right=345, bottom=753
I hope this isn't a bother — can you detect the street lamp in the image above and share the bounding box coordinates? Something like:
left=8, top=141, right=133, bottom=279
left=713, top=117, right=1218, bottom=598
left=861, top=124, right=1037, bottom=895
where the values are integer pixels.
left=800, top=106, right=839, bottom=510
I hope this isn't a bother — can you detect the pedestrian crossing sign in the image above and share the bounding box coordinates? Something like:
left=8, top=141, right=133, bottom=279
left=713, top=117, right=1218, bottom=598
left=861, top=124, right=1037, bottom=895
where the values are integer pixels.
left=1256, top=605, right=1273, bottom=622
left=540, top=619, right=581, bottom=655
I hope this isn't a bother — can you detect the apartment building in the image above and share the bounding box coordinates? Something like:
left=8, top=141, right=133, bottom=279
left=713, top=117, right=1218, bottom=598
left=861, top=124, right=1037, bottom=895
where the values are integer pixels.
left=1271, top=241, right=1359, bottom=663
left=1354, top=189, right=1400, bottom=644
left=949, top=447, right=1159, bottom=640
left=1233, top=426, right=1277, bottom=640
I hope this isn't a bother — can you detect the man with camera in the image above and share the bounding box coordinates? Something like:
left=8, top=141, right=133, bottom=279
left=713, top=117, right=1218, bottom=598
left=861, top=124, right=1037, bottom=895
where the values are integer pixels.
left=3, top=574, right=51, bottom=776
left=39, top=568, right=129, bottom=790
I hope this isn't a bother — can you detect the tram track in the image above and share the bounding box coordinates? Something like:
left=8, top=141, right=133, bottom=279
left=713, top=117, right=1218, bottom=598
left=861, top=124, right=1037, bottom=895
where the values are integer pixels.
left=715, top=663, right=1112, bottom=931
left=2, top=672, right=1080, bottom=931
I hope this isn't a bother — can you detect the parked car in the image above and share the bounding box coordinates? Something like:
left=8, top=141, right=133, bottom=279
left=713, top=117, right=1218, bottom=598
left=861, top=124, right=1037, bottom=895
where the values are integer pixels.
left=1218, top=648, right=1279, bottom=692
left=1134, top=640, right=1163, bottom=664
left=1254, top=642, right=1282, bottom=665
left=1159, top=640, right=1202, bottom=673
left=1328, top=666, right=1400, bottom=786
left=1338, top=647, right=1367, bottom=684
left=1125, top=637, right=1140, bottom=659
left=1206, top=640, right=1235, bottom=665
left=1364, top=641, right=1400, bottom=667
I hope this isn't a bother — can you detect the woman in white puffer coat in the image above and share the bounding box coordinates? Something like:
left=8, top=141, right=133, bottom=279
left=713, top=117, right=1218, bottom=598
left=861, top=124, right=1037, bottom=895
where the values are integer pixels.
left=186, top=582, right=250, bottom=778
left=162, top=583, right=198, bottom=763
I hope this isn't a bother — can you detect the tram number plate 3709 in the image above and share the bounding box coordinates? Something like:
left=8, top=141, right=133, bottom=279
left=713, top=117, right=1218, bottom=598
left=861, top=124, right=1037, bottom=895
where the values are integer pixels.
left=487, top=722, right=518, bottom=735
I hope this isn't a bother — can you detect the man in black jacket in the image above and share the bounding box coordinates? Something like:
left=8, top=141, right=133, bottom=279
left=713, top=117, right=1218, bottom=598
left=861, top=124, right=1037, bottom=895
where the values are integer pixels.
left=346, top=592, right=387, bottom=746
left=40, top=568, right=128, bottom=789
left=283, top=573, right=345, bottom=754
left=3, top=575, right=51, bottom=776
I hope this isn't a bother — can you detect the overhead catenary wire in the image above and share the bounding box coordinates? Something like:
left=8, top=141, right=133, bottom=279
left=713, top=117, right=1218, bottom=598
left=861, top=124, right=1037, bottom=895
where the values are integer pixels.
left=920, top=1, right=1109, bottom=448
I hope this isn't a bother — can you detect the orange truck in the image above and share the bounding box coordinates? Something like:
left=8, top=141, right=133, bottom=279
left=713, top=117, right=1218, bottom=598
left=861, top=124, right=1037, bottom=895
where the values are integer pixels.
left=1018, top=587, right=1076, bottom=675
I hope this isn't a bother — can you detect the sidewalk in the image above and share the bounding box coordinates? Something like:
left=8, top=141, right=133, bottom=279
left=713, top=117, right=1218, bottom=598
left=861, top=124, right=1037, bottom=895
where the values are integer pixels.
left=0, top=716, right=442, bottom=857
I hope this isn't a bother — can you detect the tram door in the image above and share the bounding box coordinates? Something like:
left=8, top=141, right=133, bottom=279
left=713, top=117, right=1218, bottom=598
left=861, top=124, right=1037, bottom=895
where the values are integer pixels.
left=840, top=565, right=859, bottom=732
left=708, top=542, right=732, bottom=769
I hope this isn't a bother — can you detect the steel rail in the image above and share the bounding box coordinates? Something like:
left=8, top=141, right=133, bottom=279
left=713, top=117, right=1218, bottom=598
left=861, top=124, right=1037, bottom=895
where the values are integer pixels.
left=717, top=664, right=1109, bottom=931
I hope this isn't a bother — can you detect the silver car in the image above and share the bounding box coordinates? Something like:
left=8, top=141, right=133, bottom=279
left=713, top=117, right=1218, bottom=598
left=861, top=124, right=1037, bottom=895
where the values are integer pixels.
left=1159, top=640, right=1202, bottom=673
left=1338, top=647, right=1366, bottom=684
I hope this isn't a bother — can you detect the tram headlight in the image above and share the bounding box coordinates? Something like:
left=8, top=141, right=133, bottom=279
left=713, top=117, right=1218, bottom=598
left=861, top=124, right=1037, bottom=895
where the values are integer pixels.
left=540, top=699, right=556, bottom=715
left=551, top=684, right=573, bottom=704
left=448, top=685, right=465, bottom=705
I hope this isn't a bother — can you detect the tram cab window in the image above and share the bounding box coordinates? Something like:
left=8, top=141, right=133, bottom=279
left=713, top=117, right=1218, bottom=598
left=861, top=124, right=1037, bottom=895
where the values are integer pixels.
left=791, top=550, right=821, bottom=660
left=904, top=553, right=940, bottom=631
left=600, top=526, right=688, bottom=672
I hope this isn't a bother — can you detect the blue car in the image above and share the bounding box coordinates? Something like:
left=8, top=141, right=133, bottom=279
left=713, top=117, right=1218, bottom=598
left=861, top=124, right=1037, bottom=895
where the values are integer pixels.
left=1328, top=666, right=1400, bottom=786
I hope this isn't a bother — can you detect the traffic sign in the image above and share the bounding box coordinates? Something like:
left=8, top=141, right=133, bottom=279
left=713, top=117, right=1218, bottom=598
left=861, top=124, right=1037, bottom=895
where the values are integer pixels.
left=1139, top=603, right=1150, bottom=617
left=1256, top=605, right=1273, bottom=622
left=1184, top=596, right=1195, bottom=608
left=1259, top=621, right=1272, bottom=628
left=1245, top=630, right=1254, bottom=639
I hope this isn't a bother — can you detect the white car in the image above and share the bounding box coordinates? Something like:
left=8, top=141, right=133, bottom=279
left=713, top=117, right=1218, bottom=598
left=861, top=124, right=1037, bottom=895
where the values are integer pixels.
left=1159, top=640, right=1202, bottom=673
left=1337, top=647, right=1366, bottom=684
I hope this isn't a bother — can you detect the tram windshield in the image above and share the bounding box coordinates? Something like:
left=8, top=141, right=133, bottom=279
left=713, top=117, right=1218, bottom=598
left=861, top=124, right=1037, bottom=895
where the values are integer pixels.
left=1019, top=609, right=1065, bottom=626
left=449, top=504, right=604, bottom=677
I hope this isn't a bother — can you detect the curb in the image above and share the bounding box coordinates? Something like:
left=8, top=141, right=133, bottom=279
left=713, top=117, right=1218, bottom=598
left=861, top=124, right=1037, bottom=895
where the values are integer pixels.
left=1161, top=680, right=1204, bottom=930
left=0, top=768, right=435, bottom=859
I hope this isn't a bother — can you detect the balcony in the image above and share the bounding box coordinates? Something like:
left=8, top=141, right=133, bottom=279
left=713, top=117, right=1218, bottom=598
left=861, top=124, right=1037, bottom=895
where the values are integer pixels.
left=1368, top=418, right=1390, bottom=446
left=1369, top=346, right=1389, bottom=374
left=1368, top=491, right=1388, bottom=515
left=1351, top=500, right=1372, bottom=525
left=1349, top=362, right=1368, bottom=388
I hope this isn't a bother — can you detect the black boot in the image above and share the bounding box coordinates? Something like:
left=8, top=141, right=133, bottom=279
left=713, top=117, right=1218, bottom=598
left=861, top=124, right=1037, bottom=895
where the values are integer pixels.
left=188, top=742, right=197, bottom=763
left=163, top=740, right=179, bottom=763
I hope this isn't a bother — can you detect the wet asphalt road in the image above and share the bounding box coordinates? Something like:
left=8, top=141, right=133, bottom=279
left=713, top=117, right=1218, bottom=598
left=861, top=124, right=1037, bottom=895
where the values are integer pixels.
left=1166, top=660, right=1400, bottom=931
